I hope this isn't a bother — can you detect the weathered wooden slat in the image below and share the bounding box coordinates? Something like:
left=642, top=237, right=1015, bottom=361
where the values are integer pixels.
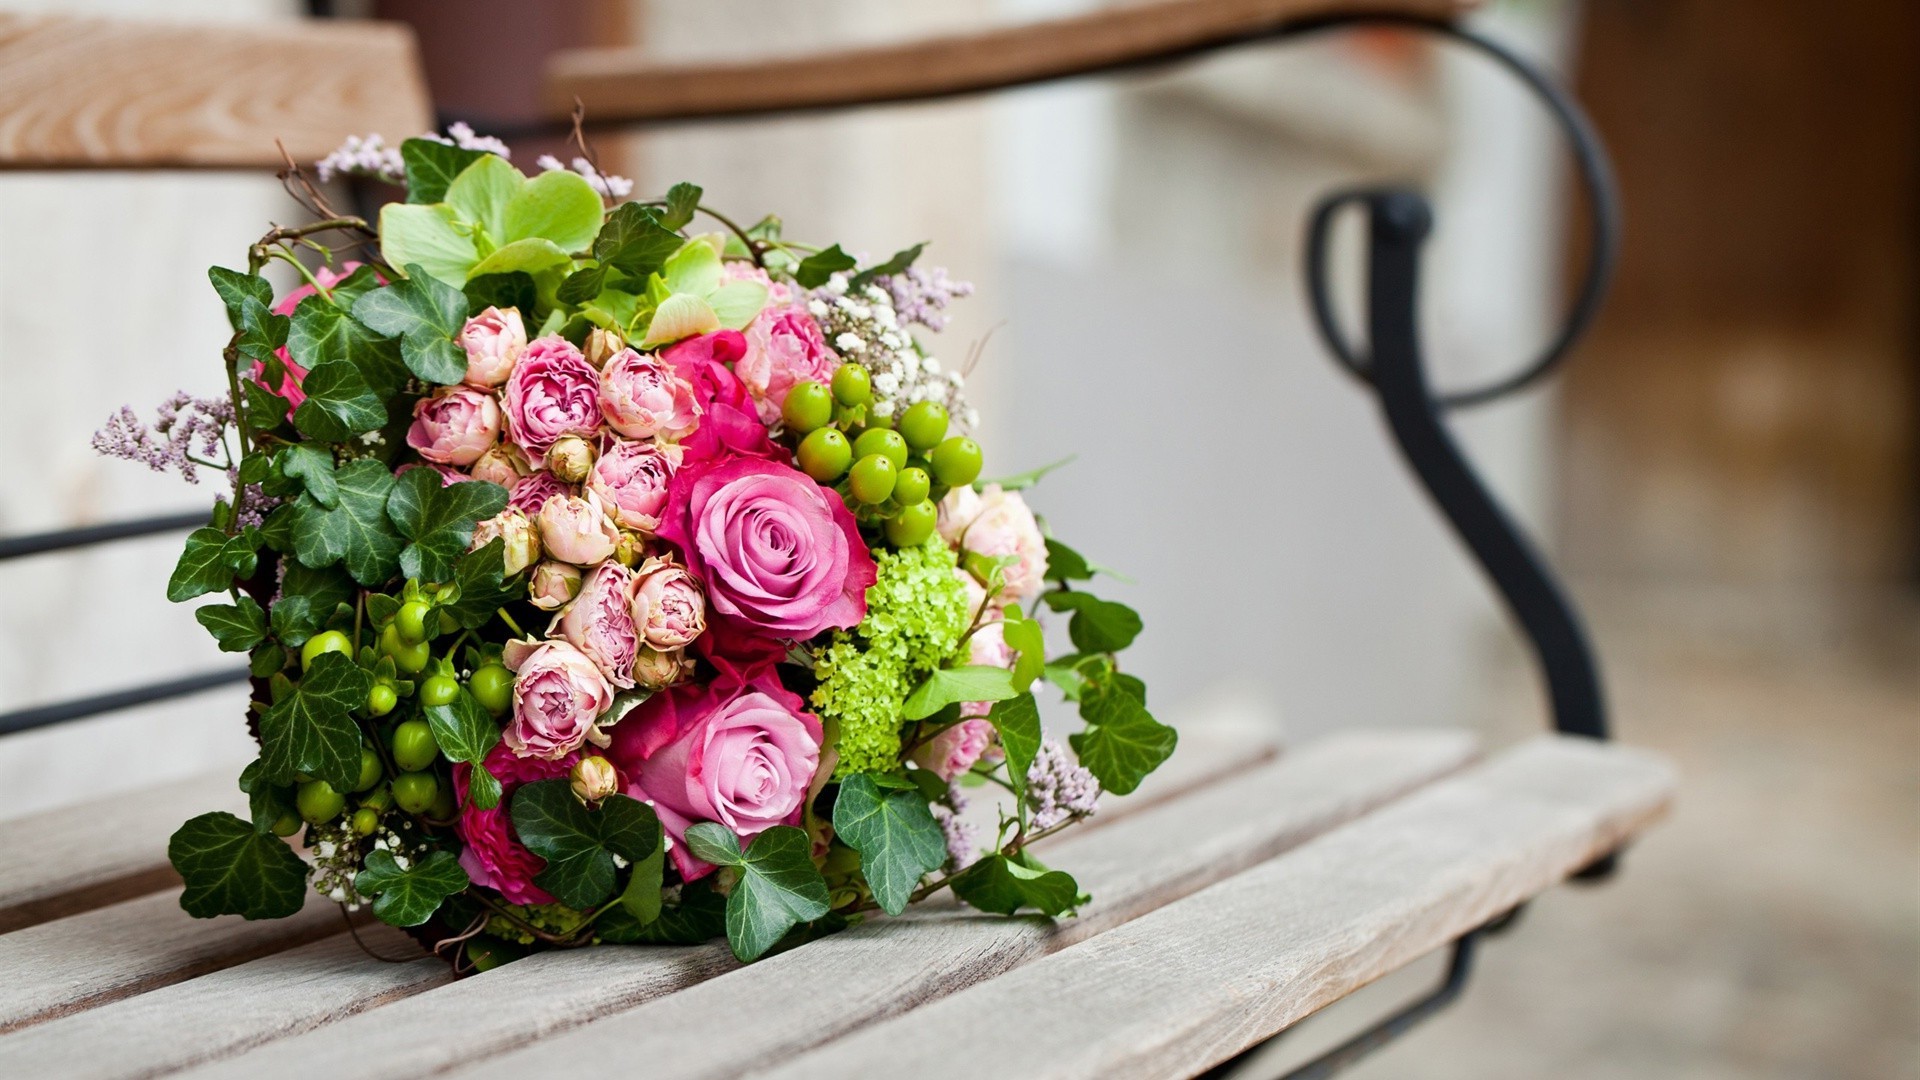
left=0, top=889, right=348, bottom=1033
left=759, top=736, right=1675, bottom=1080
left=0, top=930, right=447, bottom=1079
left=0, top=771, right=238, bottom=933
left=545, top=0, right=1471, bottom=124
left=417, top=732, right=1477, bottom=1080
left=0, top=15, right=433, bottom=169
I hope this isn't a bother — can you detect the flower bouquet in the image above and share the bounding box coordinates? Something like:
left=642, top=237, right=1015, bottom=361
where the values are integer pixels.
left=97, top=131, right=1176, bottom=966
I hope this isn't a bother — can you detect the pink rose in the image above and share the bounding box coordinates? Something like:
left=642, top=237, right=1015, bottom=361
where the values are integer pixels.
left=460, top=306, right=527, bottom=388
left=738, top=304, right=839, bottom=426
left=599, top=349, right=701, bottom=440
left=529, top=560, right=583, bottom=610
left=586, top=438, right=682, bottom=533
left=502, top=639, right=615, bottom=760
left=657, top=456, right=876, bottom=640
left=407, top=385, right=501, bottom=467
left=609, top=675, right=822, bottom=881
left=938, top=485, right=1050, bottom=607
left=502, top=336, right=601, bottom=465
left=453, top=744, right=578, bottom=905
left=471, top=443, right=531, bottom=489
left=469, top=507, right=540, bottom=576
left=508, top=470, right=571, bottom=515
left=554, top=561, right=639, bottom=689
left=661, top=331, right=782, bottom=463
left=629, top=556, right=706, bottom=649
left=913, top=719, right=994, bottom=782
left=537, top=490, right=620, bottom=567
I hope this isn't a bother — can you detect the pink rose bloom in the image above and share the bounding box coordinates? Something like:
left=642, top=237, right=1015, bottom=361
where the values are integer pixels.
left=938, top=484, right=1050, bottom=607
left=508, top=470, right=571, bottom=515
left=471, top=443, right=531, bottom=489
left=537, top=490, right=620, bottom=567
left=586, top=438, right=682, bottom=534
left=407, top=385, right=502, bottom=466
left=630, top=557, right=706, bottom=650
left=529, top=559, right=584, bottom=610
left=608, top=675, right=822, bottom=881
left=737, top=303, right=839, bottom=426
left=599, top=349, right=701, bottom=440
left=453, top=744, right=578, bottom=905
left=661, top=331, right=782, bottom=463
left=913, top=719, right=995, bottom=782
left=554, top=561, right=639, bottom=689
left=502, top=336, right=601, bottom=466
left=469, top=506, right=540, bottom=576
left=657, top=456, right=876, bottom=640
left=460, top=306, right=527, bottom=388
left=502, top=639, right=615, bottom=759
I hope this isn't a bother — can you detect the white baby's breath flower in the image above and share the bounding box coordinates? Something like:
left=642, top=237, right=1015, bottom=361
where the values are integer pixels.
left=834, top=333, right=866, bottom=354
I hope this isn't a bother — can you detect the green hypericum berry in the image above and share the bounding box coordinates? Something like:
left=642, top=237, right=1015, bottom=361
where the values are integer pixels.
left=380, top=623, right=431, bottom=674
left=798, top=428, right=853, bottom=482
left=852, top=428, right=909, bottom=470
left=419, top=674, right=460, bottom=708
left=350, top=807, right=380, bottom=836
left=270, top=811, right=303, bottom=837
left=353, top=747, right=383, bottom=793
left=885, top=500, right=939, bottom=547
left=892, top=466, right=932, bottom=507
left=831, top=363, right=873, bottom=407
left=930, top=437, right=984, bottom=487
left=898, top=401, right=950, bottom=452
left=295, top=779, right=346, bottom=824
left=299, top=631, right=351, bottom=672
left=849, top=454, right=898, bottom=504
left=391, top=772, right=438, bottom=815
left=468, top=664, right=513, bottom=716
left=360, top=783, right=393, bottom=811
left=395, top=601, right=432, bottom=645
left=391, top=719, right=440, bottom=772
left=366, top=683, right=398, bottom=717
left=782, top=380, right=834, bottom=433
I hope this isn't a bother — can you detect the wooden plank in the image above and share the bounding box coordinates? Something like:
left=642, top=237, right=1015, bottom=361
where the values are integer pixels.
left=174, top=728, right=1305, bottom=1080
left=544, top=0, right=1472, bottom=124
left=760, top=736, right=1676, bottom=1080
left=0, top=15, right=433, bottom=170
left=408, top=731, right=1473, bottom=1080
left=0, top=770, right=238, bottom=933
left=0, top=889, right=348, bottom=1033
left=0, top=930, right=447, bottom=1079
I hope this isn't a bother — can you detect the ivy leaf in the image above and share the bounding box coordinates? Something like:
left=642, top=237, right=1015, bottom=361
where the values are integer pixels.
left=467, top=764, right=502, bottom=811
left=270, top=561, right=354, bottom=648
left=238, top=759, right=294, bottom=834
left=659, top=181, right=703, bottom=232
left=401, top=137, right=491, bottom=205
left=1070, top=682, right=1177, bottom=796
left=249, top=643, right=287, bottom=679
left=169, top=811, right=309, bottom=920
left=440, top=538, right=520, bottom=630
left=850, top=242, right=926, bottom=288
left=258, top=651, right=371, bottom=790
left=233, top=296, right=291, bottom=365
left=354, top=849, right=470, bottom=927
left=950, top=852, right=1083, bottom=917
left=987, top=455, right=1077, bottom=493
left=351, top=268, right=472, bottom=385
left=291, top=360, right=387, bottom=443
left=1041, top=591, right=1143, bottom=654
left=901, top=665, right=1017, bottom=721
left=385, top=468, right=509, bottom=583
left=168, top=527, right=240, bottom=602
left=832, top=773, right=946, bottom=916
left=291, top=459, right=403, bottom=586
left=195, top=597, right=267, bottom=652
left=598, top=880, right=727, bottom=945
left=793, top=244, right=857, bottom=289
left=556, top=265, right=608, bottom=306
left=464, top=272, right=538, bottom=317
left=594, top=201, right=684, bottom=278
left=287, top=295, right=408, bottom=398
left=619, top=846, right=666, bottom=926
left=424, top=687, right=499, bottom=766
left=511, top=782, right=661, bottom=910
left=1001, top=609, right=1047, bottom=694
left=243, top=381, right=289, bottom=435
left=683, top=824, right=830, bottom=963
left=276, top=445, right=338, bottom=508
left=987, top=693, right=1043, bottom=801
left=209, top=266, right=273, bottom=330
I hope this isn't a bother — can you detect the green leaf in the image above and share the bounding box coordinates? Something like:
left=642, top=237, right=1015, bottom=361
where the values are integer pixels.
left=354, top=848, right=470, bottom=927
left=684, top=824, right=830, bottom=963
left=709, top=280, right=768, bottom=330
left=469, top=238, right=574, bottom=279
left=292, top=459, right=403, bottom=586
left=950, top=852, right=1082, bottom=917
left=378, top=203, right=477, bottom=287
left=385, top=469, right=509, bottom=583
left=352, top=269, right=472, bottom=385
left=259, top=650, right=371, bottom=790
left=501, top=166, right=605, bottom=254
left=1001, top=610, right=1046, bottom=694
left=271, top=561, right=354, bottom=648
left=663, top=240, right=723, bottom=296
left=287, top=296, right=408, bottom=398
left=555, top=264, right=609, bottom=306
left=243, top=380, right=288, bottom=434
left=277, top=445, right=338, bottom=509
left=659, top=182, right=703, bottom=232
left=446, top=153, right=521, bottom=239
left=987, top=455, right=1077, bottom=492
left=169, top=527, right=238, bottom=602
left=619, top=846, right=666, bottom=926
left=987, top=693, right=1043, bottom=801
left=901, top=665, right=1018, bottom=721
left=510, top=782, right=661, bottom=910
left=594, top=201, right=683, bottom=278
left=169, top=811, right=308, bottom=920
left=291, top=361, right=387, bottom=442
left=424, top=688, right=499, bottom=766
left=1070, top=683, right=1176, bottom=796
left=1041, top=591, right=1143, bottom=654
left=597, top=880, right=727, bottom=945
left=401, top=137, right=491, bottom=204
left=208, top=266, right=273, bottom=330
left=464, top=272, right=538, bottom=316
left=195, top=597, right=267, bottom=652
left=832, top=773, right=947, bottom=916
left=793, top=244, right=857, bottom=289
left=238, top=758, right=294, bottom=833
left=467, top=763, right=503, bottom=811
left=440, top=538, right=520, bottom=630
left=232, top=296, right=290, bottom=365
left=850, top=242, right=926, bottom=288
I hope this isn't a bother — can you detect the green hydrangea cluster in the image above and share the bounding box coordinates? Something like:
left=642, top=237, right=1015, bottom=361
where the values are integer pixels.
left=812, top=539, right=969, bottom=775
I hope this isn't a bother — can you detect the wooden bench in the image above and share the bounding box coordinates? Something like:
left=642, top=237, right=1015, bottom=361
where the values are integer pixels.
left=0, top=3, right=1672, bottom=1077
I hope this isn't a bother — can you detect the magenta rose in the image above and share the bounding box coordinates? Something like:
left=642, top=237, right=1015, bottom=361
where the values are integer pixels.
left=661, top=331, right=781, bottom=463
left=629, top=556, right=706, bottom=649
left=460, top=306, right=527, bottom=388
left=553, top=560, right=639, bottom=689
left=585, top=438, right=681, bottom=534
left=453, top=744, right=578, bottom=905
left=502, top=638, right=615, bottom=759
left=656, top=456, right=876, bottom=640
left=407, top=385, right=501, bottom=467
left=508, top=469, right=571, bottom=514
left=608, top=675, right=822, bottom=881
left=599, top=348, right=701, bottom=441
left=502, top=335, right=602, bottom=466
left=738, top=303, right=839, bottom=426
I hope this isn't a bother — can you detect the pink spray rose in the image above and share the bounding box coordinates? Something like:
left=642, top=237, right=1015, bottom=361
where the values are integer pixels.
left=471, top=443, right=531, bottom=489
left=529, top=559, right=584, bottom=610
left=913, top=719, right=995, bottom=783
left=737, top=303, right=839, bottom=426
left=660, top=330, right=781, bottom=463
left=453, top=744, right=578, bottom=905
left=656, top=455, right=876, bottom=640
left=502, top=639, right=615, bottom=760
left=502, top=335, right=602, bottom=465
left=554, top=561, right=639, bottom=689
left=460, top=306, right=527, bottom=388
left=629, top=556, right=706, bottom=650
left=537, top=490, right=620, bottom=567
left=586, top=438, right=682, bottom=533
left=407, top=385, right=502, bottom=466
left=938, top=484, right=1050, bottom=608
left=508, top=469, right=571, bottom=514
left=469, top=506, right=540, bottom=576
left=599, top=348, right=701, bottom=441
left=609, top=675, right=822, bottom=881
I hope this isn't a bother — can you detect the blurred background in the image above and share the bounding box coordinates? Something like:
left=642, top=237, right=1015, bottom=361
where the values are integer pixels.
left=0, top=0, right=1912, bottom=1076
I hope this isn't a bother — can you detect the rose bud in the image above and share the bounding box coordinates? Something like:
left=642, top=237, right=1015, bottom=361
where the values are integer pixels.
left=470, top=507, right=541, bottom=576
left=570, top=755, right=620, bottom=805
left=406, top=385, right=502, bottom=467
left=584, top=328, right=624, bottom=370
left=613, top=531, right=645, bottom=568
left=631, top=645, right=692, bottom=690
left=537, top=490, right=620, bottom=567
left=630, top=557, right=706, bottom=650
left=529, top=560, right=584, bottom=610
left=547, top=434, right=596, bottom=484
left=470, top=443, right=531, bottom=489
left=461, top=306, right=528, bottom=388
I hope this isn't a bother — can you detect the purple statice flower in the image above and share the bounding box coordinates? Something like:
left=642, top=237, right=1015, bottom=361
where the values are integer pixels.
left=878, top=265, right=974, bottom=332
left=315, top=133, right=405, bottom=184
left=226, top=465, right=280, bottom=531
left=931, top=783, right=980, bottom=871
left=536, top=154, right=633, bottom=200
left=93, top=392, right=233, bottom=485
left=1026, top=740, right=1100, bottom=830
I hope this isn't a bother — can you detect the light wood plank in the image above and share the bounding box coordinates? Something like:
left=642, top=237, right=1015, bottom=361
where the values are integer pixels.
left=0, top=889, right=347, bottom=1033
left=758, top=736, right=1676, bottom=1080
left=0, top=930, right=447, bottom=1079
left=0, top=771, right=238, bottom=933
left=545, top=0, right=1471, bottom=124
left=0, top=15, right=433, bottom=170
left=417, top=732, right=1477, bottom=1080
